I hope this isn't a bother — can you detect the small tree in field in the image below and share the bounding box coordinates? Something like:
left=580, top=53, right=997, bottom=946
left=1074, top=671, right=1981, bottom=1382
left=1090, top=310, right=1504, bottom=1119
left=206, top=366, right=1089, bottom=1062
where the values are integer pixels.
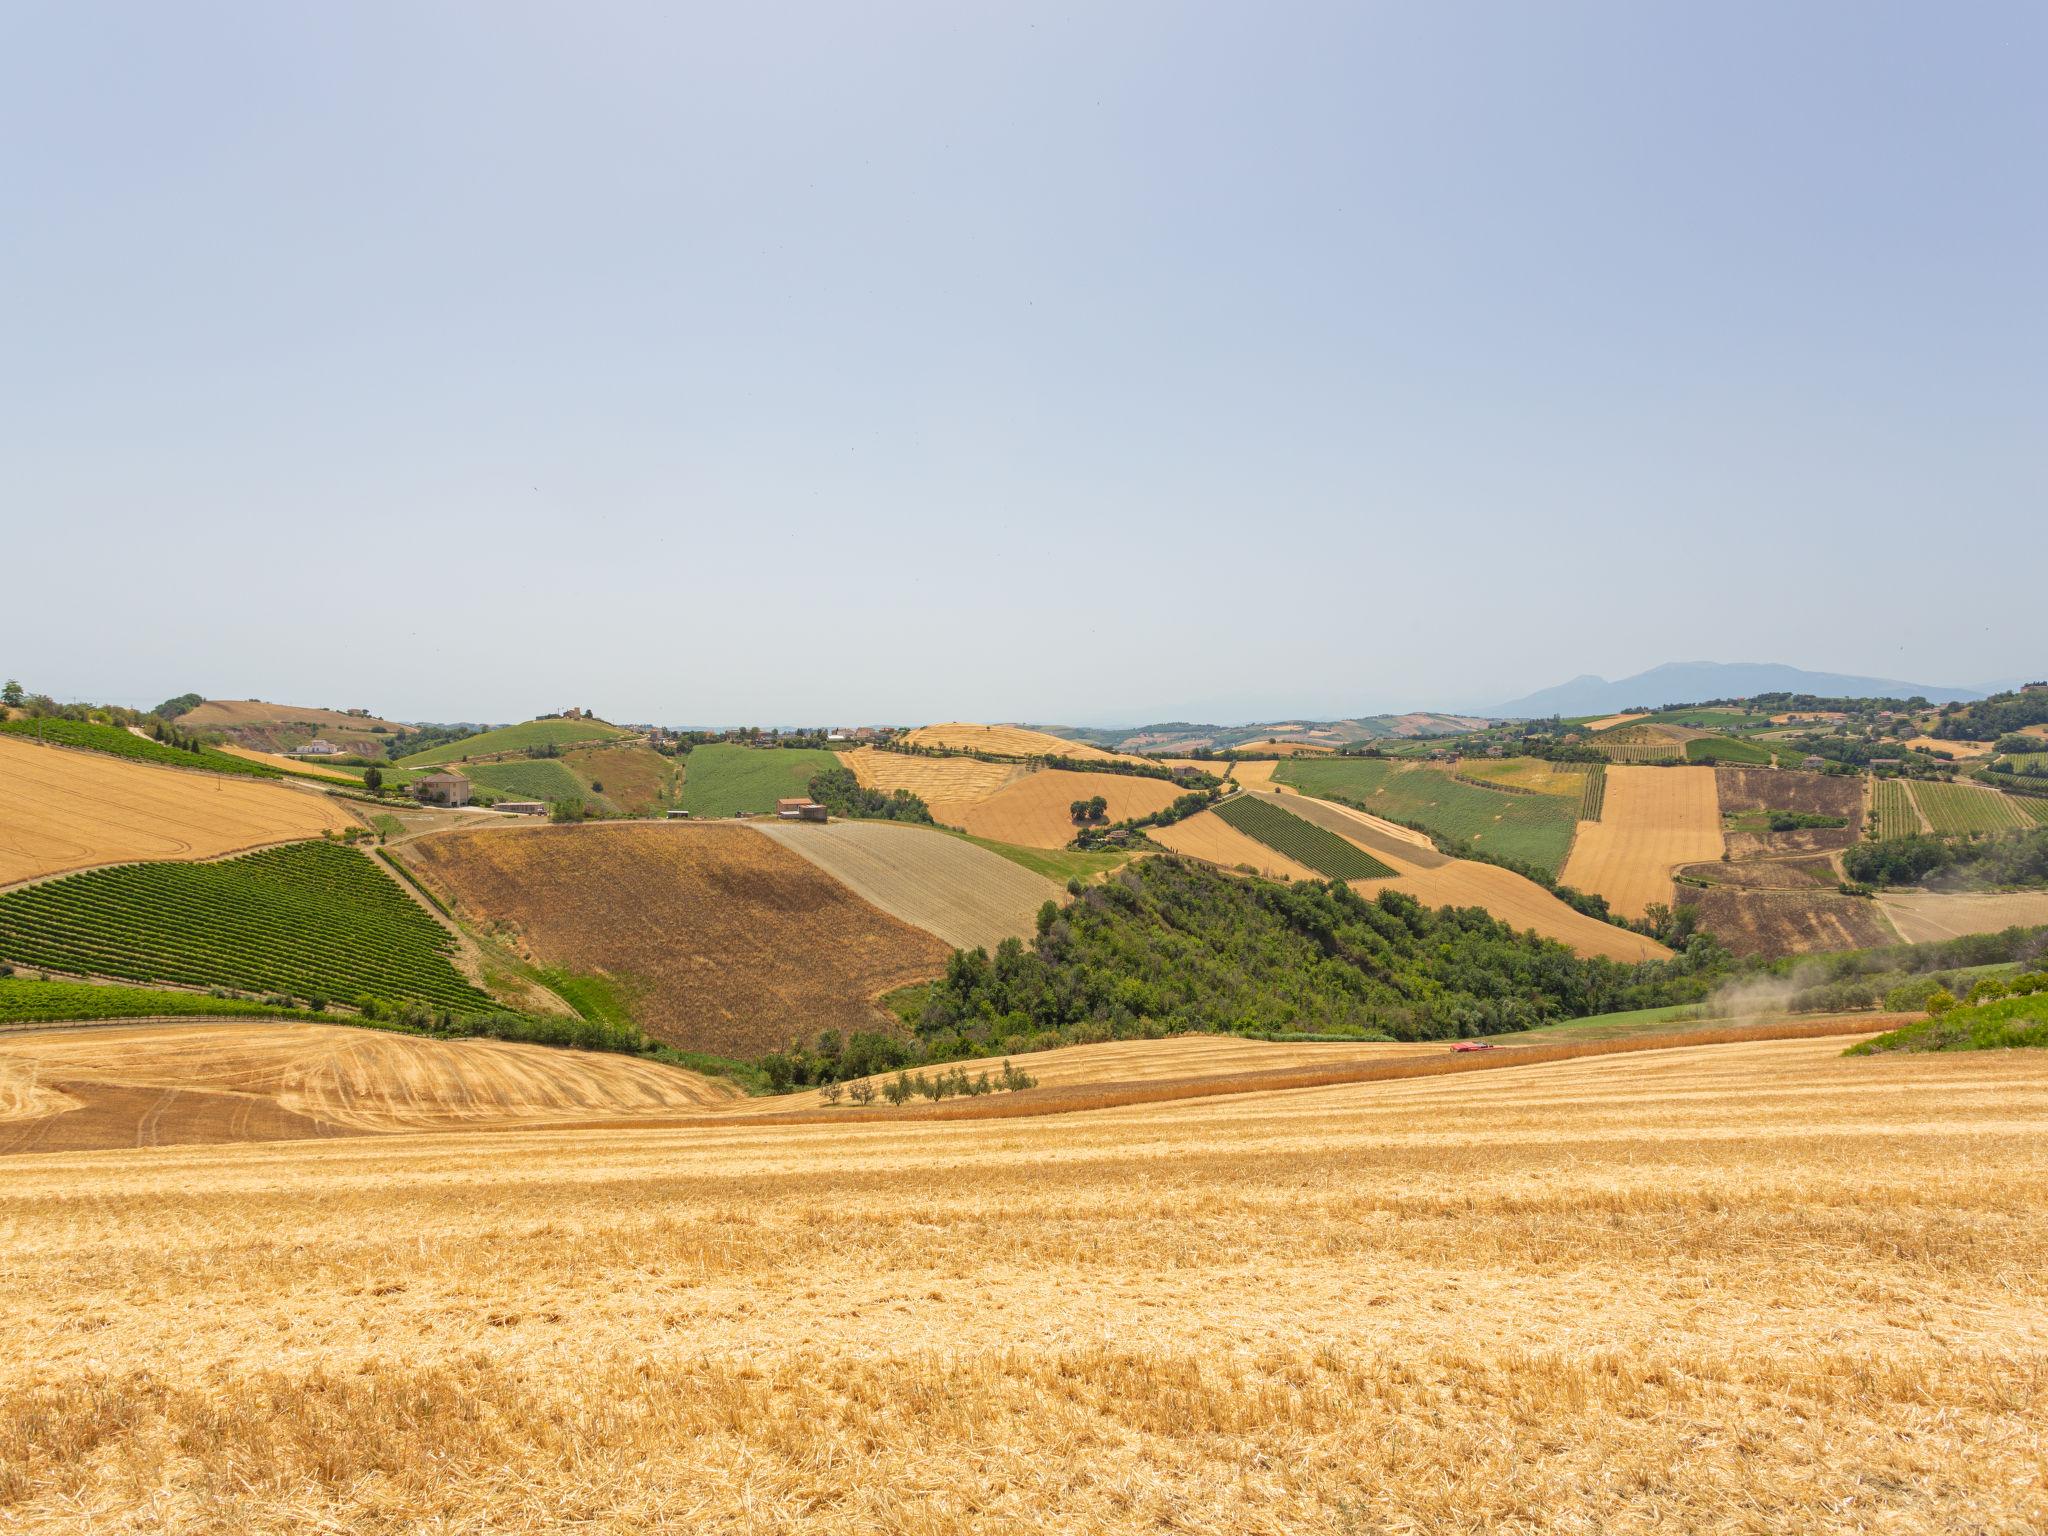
left=362, top=766, right=384, bottom=795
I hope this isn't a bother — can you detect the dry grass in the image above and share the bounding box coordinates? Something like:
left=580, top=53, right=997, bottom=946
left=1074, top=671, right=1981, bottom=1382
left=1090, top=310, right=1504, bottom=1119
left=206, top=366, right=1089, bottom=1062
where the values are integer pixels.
left=1581, top=711, right=1647, bottom=731
left=1877, top=887, right=2048, bottom=944
left=399, top=823, right=949, bottom=1054
left=0, top=734, right=356, bottom=887
left=752, top=820, right=1058, bottom=951
left=836, top=746, right=1028, bottom=823
left=1902, top=734, right=1996, bottom=758
left=3, top=1035, right=2044, bottom=1531
left=0, top=1023, right=735, bottom=1151
left=959, top=770, right=1188, bottom=850
left=1561, top=764, right=1723, bottom=920
left=1147, top=807, right=1323, bottom=881
left=561, top=744, right=678, bottom=815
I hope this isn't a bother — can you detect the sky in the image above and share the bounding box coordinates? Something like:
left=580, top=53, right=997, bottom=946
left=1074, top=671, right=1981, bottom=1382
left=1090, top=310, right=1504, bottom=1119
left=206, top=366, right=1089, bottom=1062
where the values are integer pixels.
left=2, top=2, right=2042, bottom=726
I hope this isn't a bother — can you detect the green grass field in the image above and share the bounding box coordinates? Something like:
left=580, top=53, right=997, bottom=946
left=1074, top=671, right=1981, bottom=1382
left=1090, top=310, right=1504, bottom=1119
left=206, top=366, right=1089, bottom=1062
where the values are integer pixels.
left=1685, top=735, right=1775, bottom=765
left=1910, top=780, right=2033, bottom=836
left=1275, top=758, right=1580, bottom=876
left=0, top=842, right=487, bottom=1010
left=1, top=718, right=282, bottom=778
left=678, top=743, right=842, bottom=817
left=0, top=977, right=326, bottom=1026
left=464, top=759, right=606, bottom=809
left=1848, top=990, right=2048, bottom=1054
left=1213, top=796, right=1397, bottom=880
left=944, top=830, right=1130, bottom=885
left=397, top=718, right=632, bottom=767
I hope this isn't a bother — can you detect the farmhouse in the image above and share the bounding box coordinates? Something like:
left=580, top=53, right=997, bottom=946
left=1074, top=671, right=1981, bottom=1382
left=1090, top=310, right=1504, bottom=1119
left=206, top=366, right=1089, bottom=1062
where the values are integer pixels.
left=496, top=800, right=548, bottom=816
left=416, top=772, right=473, bottom=807
left=291, top=739, right=342, bottom=756
left=776, top=797, right=828, bottom=822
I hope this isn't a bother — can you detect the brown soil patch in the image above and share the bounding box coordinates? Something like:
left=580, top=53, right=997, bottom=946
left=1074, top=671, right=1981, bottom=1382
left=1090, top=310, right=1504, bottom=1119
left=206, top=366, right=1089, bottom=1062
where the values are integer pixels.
left=1561, top=766, right=1723, bottom=919
left=958, top=770, right=1188, bottom=850
left=1678, top=857, right=1835, bottom=890
left=1725, top=826, right=1858, bottom=858
left=1681, top=887, right=1898, bottom=957
left=0, top=735, right=355, bottom=887
left=400, top=823, right=949, bottom=1055
left=1714, top=767, right=1865, bottom=820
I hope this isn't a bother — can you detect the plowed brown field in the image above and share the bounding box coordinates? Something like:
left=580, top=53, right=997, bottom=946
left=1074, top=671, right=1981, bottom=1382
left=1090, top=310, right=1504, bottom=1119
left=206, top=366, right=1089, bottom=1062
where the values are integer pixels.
left=6, top=1037, right=2044, bottom=1532
left=0, top=1022, right=733, bottom=1151
left=1682, top=888, right=1899, bottom=957
left=1561, top=765, right=1723, bottom=920
left=836, top=746, right=1027, bottom=822
left=0, top=735, right=356, bottom=886
left=1148, top=809, right=1322, bottom=881
left=400, top=823, right=949, bottom=1055
left=752, top=820, right=1057, bottom=951
left=958, top=770, right=1188, bottom=849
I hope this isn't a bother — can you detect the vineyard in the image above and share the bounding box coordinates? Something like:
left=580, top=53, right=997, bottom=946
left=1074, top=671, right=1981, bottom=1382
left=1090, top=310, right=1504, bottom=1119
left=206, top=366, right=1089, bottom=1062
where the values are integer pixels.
left=1910, top=780, right=2036, bottom=836
left=0, top=842, right=486, bottom=1010
left=1275, top=759, right=1580, bottom=876
left=1578, top=763, right=1606, bottom=821
left=465, top=759, right=601, bottom=808
left=1597, top=740, right=1684, bottom=763
left=1211, top=796, right=1395, bottom=880
left=0, top=977, right=318, bottom=1026
left=1684, top=735, right=1775, bottom=765
left=1871, top=780, right=1924, bottom=840
left=0, top=718, right=281, bottom=778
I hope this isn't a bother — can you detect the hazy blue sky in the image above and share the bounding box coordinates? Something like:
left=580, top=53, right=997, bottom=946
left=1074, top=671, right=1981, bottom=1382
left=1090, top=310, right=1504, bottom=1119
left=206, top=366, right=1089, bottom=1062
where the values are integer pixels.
left=3, top=2, right=2041, bottom=725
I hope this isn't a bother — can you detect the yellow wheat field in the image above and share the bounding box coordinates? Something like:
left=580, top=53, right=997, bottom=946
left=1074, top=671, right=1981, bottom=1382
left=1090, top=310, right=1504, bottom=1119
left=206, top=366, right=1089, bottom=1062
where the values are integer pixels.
left=0, top=735, right=356, bottom=886
left=2, top=1037, right=2044, bottom=1531
left=959, top=769, right=1189, bottom=849
left=1233, top=738, right=1333, bottom=755
left=1561, top=764, right=1724, bottom=920
left=1226, top=757, right=1281, bottom=791
left=901, top=722, right=1150, bottom=764
left=1901, top=734, right=1996, bottom=758
left=1148, top=807, right=1324, bottom=881
left=836, top=745, right=1027, bottom=822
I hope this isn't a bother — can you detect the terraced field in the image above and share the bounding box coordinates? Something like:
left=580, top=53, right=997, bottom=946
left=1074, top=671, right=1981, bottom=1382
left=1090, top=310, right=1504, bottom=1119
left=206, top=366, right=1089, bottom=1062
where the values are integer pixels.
left=1212, top=796, right=1396, bottom=879
left=400, top=823, right=948, bottom=1055
left=1872, top=779, right=1926, bottom=839
left=1910, top=780, right=2034, bottom=835
left=679, top=743, right=842, bottom=817
left=752, top=820, right=1058, bottom=951
left=0, top=733, right=355, bottom=886
left=1275, top=759, right=1580, bottom=875
left=0, top=841, right=485, bottom=1009
left=1559, top=765, right=1723, bottom=920
left=398, top=718, right=632, bottom=767
left=837, top=747, right=1027, bottom=822
left=957, top=770, right=1188, bottom=850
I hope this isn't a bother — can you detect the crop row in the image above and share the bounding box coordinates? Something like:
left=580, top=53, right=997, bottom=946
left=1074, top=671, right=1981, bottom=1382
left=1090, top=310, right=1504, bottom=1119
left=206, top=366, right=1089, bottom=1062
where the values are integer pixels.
left=1577, top=764, right=1606, bottom=822
left=1273, top=760, right=1580, bottom=877
left=1213, top=797, right=1396, bottom=880
left=0, top=717, right=280, bottom=777
left=0, top=978, right=316, bottom=1025
left=0, top=841, right=486, bottom=1009
left=1909, top=780, right=2034, bottom=837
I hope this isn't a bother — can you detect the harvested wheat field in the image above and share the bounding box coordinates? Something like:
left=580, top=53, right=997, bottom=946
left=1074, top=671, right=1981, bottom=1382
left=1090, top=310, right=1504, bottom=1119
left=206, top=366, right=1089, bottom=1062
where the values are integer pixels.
left=1148, top=807, right=1323, bottom=881
left=959, top=770, right=1188, bottom=849
left=1234, top=738, right=1333, bottom=755
left=836, top=745, right=1028, bottom=822
left=1561, top=764, right=1723, bottom=920
left=215, top=744, right=360, bottom=782
left=1580, top=711, right=1647, bottom=731
left=399, top=823, right=949, bottom=1055
left=1877, top=887, right=2048, bottom=944
left=1251, top=793, right=1669, bottom=962
left=0, top=1022, right=733, bottom=1152
left=902, top=722, right=1147, bottom=763
left=1902, top=734, right=1996, bottom=758
left=1225, top=757, right=1281, bottom=791
left=4, top=1036, right=2045, bottom=1531
left=753, top=820, right=1057, bottom=951
left=0, top=735, right=356, bottom=887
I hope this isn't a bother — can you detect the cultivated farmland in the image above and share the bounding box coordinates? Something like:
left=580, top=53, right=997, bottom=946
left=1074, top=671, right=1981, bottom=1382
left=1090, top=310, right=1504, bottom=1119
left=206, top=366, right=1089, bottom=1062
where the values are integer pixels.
left=0, top=733, right=355, bottom=886
left=1275, top=758, right=1580, bottom=875
left=0, top=717, right=281, bottom=777
left=679, top=743, right=842, bottom=817
left=0, top=1022, right=734, bottom=1152
left=752, top=820, right=1058, bottom=952
left=1212, top=796, right=1396, bottom=879
left=1872, top=779, right=1926, bottom=839
left=0, top=841, right=485, bottom=1009
left=957, top=770, right=1188, bottom=850
left=1559, top=765, right=1723, bottom=919
left=1148, top=808, right=1323, bottom=882
left=1452, top=757, right=1589, bottom=799
left=901, top=722, right=1148, bottom=763
left=463, top=759, right=601, bottom=809
left=398, top=717, right=631, bottom=767
left=1679, top=888, right=1899, bottom=958
left=400, top=823, right=949, bottom=1055
left=837, top=746, right=1028, bottom=822
left=9, top=1038, right=2041, bottom=1530
left=1910, top=779, right=2034, bottom=835
left=1876, top=888, right=2048, bottom=944
left=562, top=744, right=681, bottom=815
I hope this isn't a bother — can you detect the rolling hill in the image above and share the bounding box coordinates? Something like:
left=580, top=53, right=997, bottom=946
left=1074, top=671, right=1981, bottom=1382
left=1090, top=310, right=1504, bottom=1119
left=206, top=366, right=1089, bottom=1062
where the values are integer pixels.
left=397, top=717, right=632, bottom=766
left=1487, top=662, right=1985, bottom=718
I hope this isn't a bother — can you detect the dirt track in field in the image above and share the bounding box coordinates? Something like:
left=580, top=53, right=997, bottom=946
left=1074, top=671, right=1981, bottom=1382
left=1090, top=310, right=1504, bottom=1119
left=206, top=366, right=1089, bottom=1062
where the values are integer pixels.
left=1561, top=765, right=1723, bottom=920
left=752, top=820, right=1057, bottom=951
left=0, top=734, right=356, bottom=886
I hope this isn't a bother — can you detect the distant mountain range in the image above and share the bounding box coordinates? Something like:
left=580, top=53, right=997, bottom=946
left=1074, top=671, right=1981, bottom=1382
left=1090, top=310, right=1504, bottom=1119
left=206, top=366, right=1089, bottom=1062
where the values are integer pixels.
left=1484, top=662, right=1989, bottom=719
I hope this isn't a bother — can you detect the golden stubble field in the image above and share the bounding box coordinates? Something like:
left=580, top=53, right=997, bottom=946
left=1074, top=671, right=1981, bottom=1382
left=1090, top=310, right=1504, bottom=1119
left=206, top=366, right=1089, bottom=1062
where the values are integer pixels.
left=1561, top=764, right=1724, bottom=920
left=0, top=735, right=357, bottom=886
left=2, top=1036, right=2044, bottom=1532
